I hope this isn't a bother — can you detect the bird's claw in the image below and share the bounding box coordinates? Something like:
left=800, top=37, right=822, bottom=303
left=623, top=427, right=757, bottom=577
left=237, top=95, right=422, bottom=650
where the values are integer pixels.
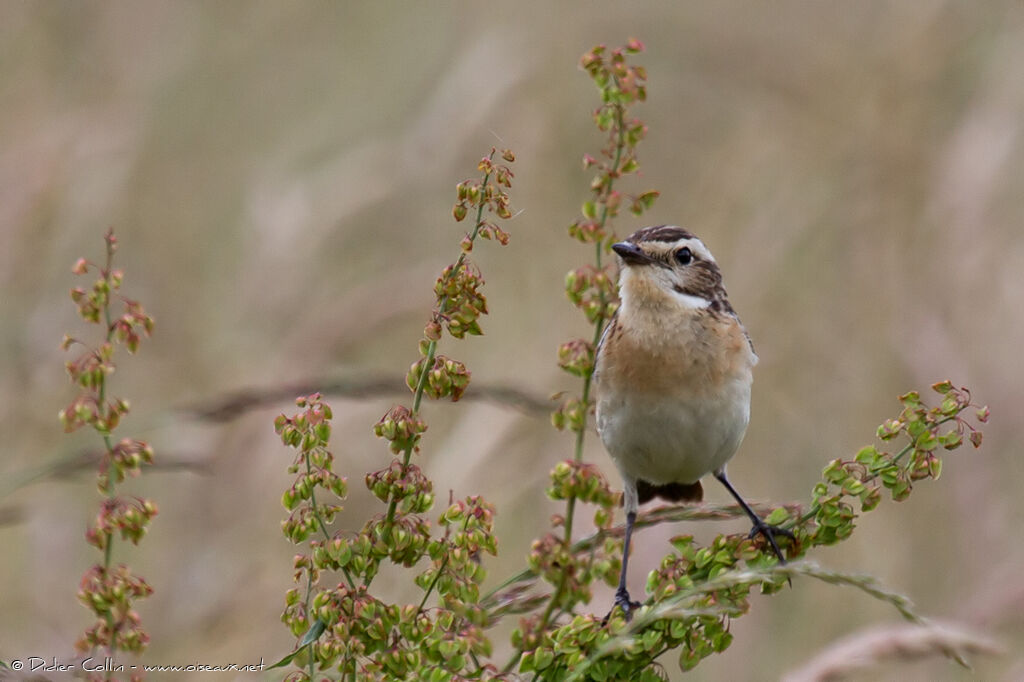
left=748, top=520, right=794, bottom=565
left=603, top=588, right=642, bottom=625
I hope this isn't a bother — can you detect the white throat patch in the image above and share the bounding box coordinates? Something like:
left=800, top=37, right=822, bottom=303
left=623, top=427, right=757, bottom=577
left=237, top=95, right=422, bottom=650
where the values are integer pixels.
left=669, top=289, right=712, bottom=309
left=618, top=265, right=714, bottom=311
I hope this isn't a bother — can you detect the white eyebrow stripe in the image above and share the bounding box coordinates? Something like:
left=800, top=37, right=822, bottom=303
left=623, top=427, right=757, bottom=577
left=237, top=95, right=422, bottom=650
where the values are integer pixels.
left=643, top=235, right=717, bottom=265
left=667, top=238, right=715, bottom=263
left=670, top=289, right=712, bottom=309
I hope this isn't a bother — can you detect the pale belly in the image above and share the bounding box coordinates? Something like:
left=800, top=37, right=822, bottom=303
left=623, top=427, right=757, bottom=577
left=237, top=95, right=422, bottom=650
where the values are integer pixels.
left=596, top=378, right=751, bottom=485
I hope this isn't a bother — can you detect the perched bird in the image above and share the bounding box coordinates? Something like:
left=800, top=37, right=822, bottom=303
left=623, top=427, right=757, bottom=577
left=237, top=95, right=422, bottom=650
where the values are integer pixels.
left=594, top=225, right=791, bottom=620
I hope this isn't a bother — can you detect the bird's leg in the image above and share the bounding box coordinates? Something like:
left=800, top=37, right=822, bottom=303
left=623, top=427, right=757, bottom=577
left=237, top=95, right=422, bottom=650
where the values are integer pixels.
left=605, top=510, right=641, bottom=623
left=713, top=470, right=793, bottom=564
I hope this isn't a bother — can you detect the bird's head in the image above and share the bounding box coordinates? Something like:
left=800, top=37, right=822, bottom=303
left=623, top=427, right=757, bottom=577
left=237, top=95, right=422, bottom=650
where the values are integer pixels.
left=612, top=225, right=733, bottom=315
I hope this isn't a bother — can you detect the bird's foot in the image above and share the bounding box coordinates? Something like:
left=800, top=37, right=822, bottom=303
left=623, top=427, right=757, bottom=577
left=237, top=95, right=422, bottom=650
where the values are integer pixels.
left=603, top=587, right=642, bottom=625
left=748, top=520, right=794, bottom=565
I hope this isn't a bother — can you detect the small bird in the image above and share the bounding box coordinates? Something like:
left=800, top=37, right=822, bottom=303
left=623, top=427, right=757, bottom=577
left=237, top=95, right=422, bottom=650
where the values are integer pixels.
left=594, top=225, right=791, bottom=620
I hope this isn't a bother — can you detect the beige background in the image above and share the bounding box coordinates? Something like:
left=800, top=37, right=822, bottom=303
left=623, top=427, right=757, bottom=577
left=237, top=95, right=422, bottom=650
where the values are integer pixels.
left=2, top=2, right=1022, bottom=680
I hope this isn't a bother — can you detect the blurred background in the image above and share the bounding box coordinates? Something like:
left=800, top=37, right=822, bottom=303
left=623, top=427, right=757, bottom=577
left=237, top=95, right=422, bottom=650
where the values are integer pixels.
left=2, top=2, right=1022, bottom=679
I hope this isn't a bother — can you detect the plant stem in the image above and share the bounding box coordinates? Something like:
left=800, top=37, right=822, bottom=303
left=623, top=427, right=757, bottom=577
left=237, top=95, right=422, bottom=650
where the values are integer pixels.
left=304, top=566, right=316, bottom=681
left=415, top=515, right=470, bottom=615
left=306, top=452, right=356, bottom=590
left=482, top=502, right=782, bottom=613
left=97, top=233, right=119, bottom=669
left=529, top=99, right=629, bottom=651
left=375, top=153, right=495, bottom=576
left=782, top=415, right=957, bottom=531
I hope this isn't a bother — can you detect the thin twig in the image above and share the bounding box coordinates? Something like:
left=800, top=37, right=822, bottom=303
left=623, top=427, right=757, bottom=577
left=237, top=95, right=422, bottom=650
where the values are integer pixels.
left=182, top=376, right=552, bottom=422
left=483, top=501, right=804, bottom=609
left=564, top=561, right=946, bottom=682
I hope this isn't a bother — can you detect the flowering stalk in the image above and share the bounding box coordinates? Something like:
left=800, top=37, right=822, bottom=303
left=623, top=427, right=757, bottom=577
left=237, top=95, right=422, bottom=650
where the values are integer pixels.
left=785, top=382, right=988, bottom=543
left=276, top=393, right=350, bottom=680
left=374, top=146, right=512, bottom=565
left=510, top=40, right=659, bottom=667
left=272, top=149, right=514, bottom=680
left=60, top=229, right=156, bottom=677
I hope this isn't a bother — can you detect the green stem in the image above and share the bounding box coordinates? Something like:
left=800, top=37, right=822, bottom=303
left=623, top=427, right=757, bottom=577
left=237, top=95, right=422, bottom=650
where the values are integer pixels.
left=372, top=154, right=496, bottom=585
left=415, top=515, right=471, bottom=615
left=782, top=415, right=958, bottom=531
left=306, top=452, right=356, bottom=590
left=530, top=98, right=629, bottom=649
left=304, top=566, right=316, bottom=680
left=97, top=235, right=119, bottom=671
left=567, top=99, right=625, bottom=467
left=416, top=562, right=445, bottom=614
left=482, top=502, right=778, bottom=611
left=468, top=652, right=483, bottom=675
left=565, top=561, right=935, bottom=682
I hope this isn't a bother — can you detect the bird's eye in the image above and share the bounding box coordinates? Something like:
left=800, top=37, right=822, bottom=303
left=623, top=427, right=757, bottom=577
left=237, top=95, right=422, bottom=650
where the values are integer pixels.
left=675, top=247, right=693, bottom=265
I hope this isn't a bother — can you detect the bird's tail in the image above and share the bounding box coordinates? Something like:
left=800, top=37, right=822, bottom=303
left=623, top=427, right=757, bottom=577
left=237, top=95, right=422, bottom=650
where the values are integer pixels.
left=636, top=479, right=704, bottom=505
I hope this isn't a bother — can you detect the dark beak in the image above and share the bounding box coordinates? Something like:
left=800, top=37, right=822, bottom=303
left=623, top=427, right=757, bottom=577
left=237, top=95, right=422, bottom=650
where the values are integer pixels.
left=612, top=241, right=654, bottom=266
